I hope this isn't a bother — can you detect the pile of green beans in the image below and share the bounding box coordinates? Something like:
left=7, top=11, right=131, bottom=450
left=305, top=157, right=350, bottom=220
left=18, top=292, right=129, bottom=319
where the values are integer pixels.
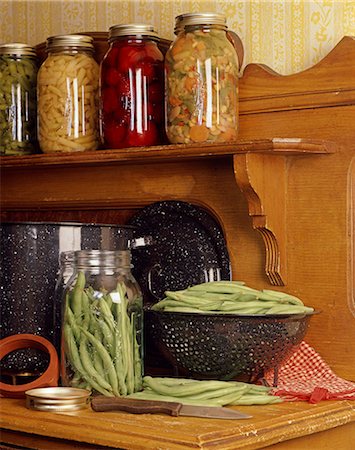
left=63, top=272, right=143, bottom=396
left=0, top=54, right=38, bottom=155
left=127, top=376, right=282, bottom=406
left=151, top=281, right=314, bottom=315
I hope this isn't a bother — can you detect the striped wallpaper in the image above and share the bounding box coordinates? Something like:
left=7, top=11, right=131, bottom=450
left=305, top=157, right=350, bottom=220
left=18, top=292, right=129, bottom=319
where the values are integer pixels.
left=1, top=0, right=354, bottom=74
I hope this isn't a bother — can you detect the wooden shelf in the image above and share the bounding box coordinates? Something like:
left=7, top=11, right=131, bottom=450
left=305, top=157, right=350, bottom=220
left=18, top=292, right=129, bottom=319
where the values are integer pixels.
left=0, top=138, right=335, bottom=285
left=1, top=138, right=335, bottom=168
left=0, top=397, right=354, bottom=449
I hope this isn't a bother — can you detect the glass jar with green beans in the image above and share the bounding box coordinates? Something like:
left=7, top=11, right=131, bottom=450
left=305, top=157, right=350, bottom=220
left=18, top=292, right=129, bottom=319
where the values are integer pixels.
left=61, top=250, right=143, bottom=397
left=0, top=43, right=38, bottom=155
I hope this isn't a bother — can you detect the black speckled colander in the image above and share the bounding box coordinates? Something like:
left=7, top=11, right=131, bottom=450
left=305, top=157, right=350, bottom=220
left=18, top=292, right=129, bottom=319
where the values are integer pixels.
left=146, top=310, right=317, bottom=385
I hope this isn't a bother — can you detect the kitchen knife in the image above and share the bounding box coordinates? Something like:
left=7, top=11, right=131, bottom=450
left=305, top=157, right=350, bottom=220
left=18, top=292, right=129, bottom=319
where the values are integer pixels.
left=91, top=396, right=252, bottom=419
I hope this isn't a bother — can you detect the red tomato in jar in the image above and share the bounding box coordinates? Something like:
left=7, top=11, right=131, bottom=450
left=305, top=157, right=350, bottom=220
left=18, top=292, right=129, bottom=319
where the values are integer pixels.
left=104, top=122, right=127, bottom=148
left=136, top=61, right=156, bottom=79
left=104, top=67, right=121, bottom=86
left=103, top=46, right=119, bottom=67
left=127, top=121, right=158, bottom=147
left=101, top=87, right=119, bottom=114
left=148, top=82, right=163, bottom=103
left=144, top=43, right=164, bottom=61
left=144, top=102, right=163, bottom=123
left=117, top=73, right=131, bottom=97
left=118, top=45, right=146, bottom=73
left=114, top=102, right=131, bottom=125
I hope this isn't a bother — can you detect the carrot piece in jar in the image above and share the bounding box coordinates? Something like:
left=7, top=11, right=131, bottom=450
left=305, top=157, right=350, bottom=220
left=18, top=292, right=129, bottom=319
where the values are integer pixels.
left=184, top=76, right=196, bottom=91
left=169, top=96, right=182, bottom=106
left=220, top=127, right=237, bottom=142
left=171, top=36, right=186, bottom=58
left=189, top=125, right=210, bottom=142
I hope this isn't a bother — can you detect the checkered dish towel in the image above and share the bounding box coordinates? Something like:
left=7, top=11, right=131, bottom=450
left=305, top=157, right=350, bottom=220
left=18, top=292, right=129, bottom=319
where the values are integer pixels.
left=265, top=341, right=355, bottom=403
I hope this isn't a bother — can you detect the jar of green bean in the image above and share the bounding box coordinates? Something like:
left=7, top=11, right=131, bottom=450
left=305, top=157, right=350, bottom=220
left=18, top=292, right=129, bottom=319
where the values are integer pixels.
left=165, top=13, right=239, bottom=144
left=61, top=250, right=143, bottom=396
left=0, top=43, right=38, bottom=155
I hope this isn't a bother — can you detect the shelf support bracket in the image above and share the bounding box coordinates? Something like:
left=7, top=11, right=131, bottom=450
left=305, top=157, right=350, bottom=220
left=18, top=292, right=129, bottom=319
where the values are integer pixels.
left=233, top=153, right=287, bottom=285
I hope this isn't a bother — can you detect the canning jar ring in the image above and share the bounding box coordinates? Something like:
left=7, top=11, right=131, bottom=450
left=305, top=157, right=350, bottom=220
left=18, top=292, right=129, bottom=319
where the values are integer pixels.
left=0, top=334, right=59, bottom=398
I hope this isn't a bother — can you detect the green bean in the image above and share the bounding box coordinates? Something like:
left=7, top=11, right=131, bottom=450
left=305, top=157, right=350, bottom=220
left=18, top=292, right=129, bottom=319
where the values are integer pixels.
left=187, top=384, right=248, bottom=400
left=63, top=324, right=113, bottom=396
left=71, top=271, right=86, bottom=318
left=127, top=391, right=222, bottom=407
left=144, top=376, right=243, bottom=398
left=262, top=289, right=303, bottom=305
left=230, top=395, right=282, bottom=405
left=65, top=303, right=81, bottom=341
left=161, top=306, right=208, bottom=313
left=79, top=337, right=113, bottom=391
left=152, top=280, right=314, bottom=315
left=80, top=327, right=119, bottom=396
left=93, top=329, right=106, bottom=375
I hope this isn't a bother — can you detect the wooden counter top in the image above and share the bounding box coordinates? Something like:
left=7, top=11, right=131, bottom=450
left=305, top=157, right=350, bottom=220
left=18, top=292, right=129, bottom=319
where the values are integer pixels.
left=1, top=397, right=354, bottom=449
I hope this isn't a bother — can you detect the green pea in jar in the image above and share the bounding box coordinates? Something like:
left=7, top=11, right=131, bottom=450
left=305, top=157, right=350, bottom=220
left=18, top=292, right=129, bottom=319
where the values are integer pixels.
left=165, top=13, right=239, bottom=144
left=0, top=43, right=38, bottom=155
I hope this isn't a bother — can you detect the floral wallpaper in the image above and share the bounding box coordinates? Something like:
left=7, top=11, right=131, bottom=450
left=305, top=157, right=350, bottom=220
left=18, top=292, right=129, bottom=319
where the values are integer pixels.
left=1, top=0, right=354, bottom=75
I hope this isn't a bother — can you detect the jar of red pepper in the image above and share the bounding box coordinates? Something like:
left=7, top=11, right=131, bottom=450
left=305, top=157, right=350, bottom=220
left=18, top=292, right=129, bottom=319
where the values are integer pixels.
left=100, top=24, right=165, bottom=148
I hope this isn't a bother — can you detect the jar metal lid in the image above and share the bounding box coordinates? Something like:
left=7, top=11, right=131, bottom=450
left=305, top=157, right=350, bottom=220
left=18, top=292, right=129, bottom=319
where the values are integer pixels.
left=109, top=24, right=159, bottom=41
left=25, top=387, right=91, bottom=412
left=175, top=12, right=227, bottom=30
left=0, top=43, right=37, bottom=57
left=46, top=34, right=94, bottom=51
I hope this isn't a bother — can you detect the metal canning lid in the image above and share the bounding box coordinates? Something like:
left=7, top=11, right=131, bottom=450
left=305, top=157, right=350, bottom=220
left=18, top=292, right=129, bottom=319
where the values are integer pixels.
left=25, top=387, right=91, bottom=412
left=175, top=12, right=227, bottom=29
left=109, top=24, right=159, bottom=41
left=46, top=34, right=94, bottom=51
left=0, top=43, right=37, bottom=57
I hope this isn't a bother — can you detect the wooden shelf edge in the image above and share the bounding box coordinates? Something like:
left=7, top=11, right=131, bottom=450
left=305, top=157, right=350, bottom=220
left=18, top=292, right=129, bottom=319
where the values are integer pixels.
left=0, top=138, right=335, bottom=169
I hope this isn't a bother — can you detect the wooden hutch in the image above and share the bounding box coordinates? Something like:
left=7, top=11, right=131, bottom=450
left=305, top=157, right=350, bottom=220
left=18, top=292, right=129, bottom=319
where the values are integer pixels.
left=0, top=34, right=354, bottom=449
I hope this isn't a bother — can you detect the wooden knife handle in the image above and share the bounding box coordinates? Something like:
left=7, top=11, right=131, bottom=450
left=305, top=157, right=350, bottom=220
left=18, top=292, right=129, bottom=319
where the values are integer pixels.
left=91, top=396, right=183, bottom=416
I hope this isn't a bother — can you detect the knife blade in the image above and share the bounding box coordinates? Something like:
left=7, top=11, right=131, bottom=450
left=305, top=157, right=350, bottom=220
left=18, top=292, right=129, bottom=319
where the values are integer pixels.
left=91, top=396, right=252, bottom=419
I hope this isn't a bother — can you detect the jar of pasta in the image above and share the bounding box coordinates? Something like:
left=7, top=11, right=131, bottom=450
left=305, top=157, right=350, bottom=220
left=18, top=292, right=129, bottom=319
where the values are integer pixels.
left=100, top=24, right=164, bottom=148
left=165, top=13, right=239, bottom=144
left=0, top=43, right=38, bottom=155
left=37, top=34, right=99, bottom=153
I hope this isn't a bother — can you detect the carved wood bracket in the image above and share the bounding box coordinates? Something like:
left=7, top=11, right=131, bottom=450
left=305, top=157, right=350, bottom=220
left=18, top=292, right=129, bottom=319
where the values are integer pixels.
left=233, top=153, right=287, bottom=286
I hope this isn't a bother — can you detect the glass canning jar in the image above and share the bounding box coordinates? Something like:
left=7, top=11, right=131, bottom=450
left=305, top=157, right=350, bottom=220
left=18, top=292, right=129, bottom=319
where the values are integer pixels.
left=61, top=250, right=143, bottom=396
left=165, top=13, right=239, bottom=144
left=100, top=24, right=165, bottom=148
left=37, top=34, right=99, bottom=153
left=0, top=43, right=38, bottom=155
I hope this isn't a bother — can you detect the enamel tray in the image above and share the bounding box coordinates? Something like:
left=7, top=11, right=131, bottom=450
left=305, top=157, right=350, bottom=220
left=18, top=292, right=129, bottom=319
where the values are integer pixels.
left=128, top=200, right=231, bottom=303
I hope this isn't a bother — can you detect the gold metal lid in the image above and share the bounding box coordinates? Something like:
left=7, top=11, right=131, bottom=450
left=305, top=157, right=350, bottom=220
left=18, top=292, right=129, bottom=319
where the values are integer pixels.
left=46, top=34, right=94, bottom=52
left=0, top=43, right=37, bottom=57
left=174, top=12, right=227, bottom=30
left=25, top=387, right=91, bottom=412
left=109, top=24, right=159, bottom=41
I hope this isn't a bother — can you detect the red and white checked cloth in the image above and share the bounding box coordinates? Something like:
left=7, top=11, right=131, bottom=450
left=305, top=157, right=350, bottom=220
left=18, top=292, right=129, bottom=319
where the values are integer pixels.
left=264, top=341, right=355, bottom=403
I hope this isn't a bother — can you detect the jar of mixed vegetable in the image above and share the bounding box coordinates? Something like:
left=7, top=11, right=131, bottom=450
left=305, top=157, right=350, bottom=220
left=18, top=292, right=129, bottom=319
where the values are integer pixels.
left=165, top=13, right=239, bottom=144
left=0, top=43, right=38, bottom=155
left=100, top=24, right=165, bottom=148
left=61, top=250, right=143, bottom=396
left=37, top=34, right=99, bottom=153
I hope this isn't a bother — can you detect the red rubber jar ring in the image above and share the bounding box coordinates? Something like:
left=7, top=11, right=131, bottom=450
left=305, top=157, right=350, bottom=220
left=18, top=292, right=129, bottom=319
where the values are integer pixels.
left=0, top=334, right=59, bottom=398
